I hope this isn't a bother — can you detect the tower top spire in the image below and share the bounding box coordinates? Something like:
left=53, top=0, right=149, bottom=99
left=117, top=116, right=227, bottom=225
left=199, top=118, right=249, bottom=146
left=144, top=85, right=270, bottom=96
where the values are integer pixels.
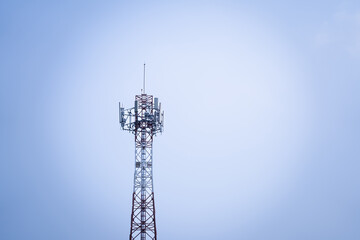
left=143, top=63, right=146, bottom=94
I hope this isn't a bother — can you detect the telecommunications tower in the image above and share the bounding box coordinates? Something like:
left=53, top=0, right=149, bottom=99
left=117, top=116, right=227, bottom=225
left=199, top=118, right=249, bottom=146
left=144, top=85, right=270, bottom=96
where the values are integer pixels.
left=119, top=64, right=164, bottom=240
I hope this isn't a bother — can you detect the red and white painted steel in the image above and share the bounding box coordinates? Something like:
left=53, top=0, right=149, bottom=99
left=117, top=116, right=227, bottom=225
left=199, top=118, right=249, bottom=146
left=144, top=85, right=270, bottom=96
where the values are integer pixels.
left=120, top=92, right=164, bottom=240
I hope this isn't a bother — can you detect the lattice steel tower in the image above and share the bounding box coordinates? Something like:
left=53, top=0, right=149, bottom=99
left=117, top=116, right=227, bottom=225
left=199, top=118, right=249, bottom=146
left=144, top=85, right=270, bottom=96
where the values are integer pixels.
left=119, top=65, right=164, bottom=240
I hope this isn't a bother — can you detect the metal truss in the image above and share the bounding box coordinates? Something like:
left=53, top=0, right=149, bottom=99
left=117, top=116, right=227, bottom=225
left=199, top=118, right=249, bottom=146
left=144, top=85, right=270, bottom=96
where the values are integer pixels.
left=120, top=94, right=164, bottom=240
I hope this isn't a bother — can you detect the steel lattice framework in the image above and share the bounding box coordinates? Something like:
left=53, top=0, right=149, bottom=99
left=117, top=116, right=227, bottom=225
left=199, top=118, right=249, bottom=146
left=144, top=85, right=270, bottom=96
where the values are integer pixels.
left=119, top=93, right=164, bottom=240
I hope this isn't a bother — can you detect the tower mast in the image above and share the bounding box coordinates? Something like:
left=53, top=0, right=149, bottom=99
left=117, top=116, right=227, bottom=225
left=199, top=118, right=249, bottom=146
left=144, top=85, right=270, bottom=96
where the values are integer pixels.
left=119, top=67, right=164, bottom=240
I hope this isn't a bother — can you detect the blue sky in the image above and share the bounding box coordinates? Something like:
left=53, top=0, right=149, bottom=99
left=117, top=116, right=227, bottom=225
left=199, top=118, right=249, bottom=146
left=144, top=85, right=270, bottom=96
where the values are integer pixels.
left=1, top=1, right=360, bottom=239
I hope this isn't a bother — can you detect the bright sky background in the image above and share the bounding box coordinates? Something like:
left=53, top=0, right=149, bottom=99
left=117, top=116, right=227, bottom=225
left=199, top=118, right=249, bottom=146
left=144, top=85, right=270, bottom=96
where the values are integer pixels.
left=1, top=1, right=360, bottom=239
